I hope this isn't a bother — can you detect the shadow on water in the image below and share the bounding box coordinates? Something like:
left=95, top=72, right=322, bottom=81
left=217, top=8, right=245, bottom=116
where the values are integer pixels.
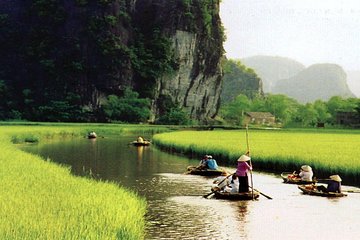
left=19, top=136, right=360, bottom=240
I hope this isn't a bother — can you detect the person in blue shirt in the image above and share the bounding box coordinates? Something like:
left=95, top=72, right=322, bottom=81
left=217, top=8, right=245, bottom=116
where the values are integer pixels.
left=206, top=155, right=219, bottom=170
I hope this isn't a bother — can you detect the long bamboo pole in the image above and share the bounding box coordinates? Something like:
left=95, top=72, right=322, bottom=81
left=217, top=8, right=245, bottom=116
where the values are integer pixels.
left=246, top=125, right=254, bottom=200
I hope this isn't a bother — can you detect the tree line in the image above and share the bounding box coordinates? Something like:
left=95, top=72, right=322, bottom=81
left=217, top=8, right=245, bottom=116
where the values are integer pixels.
left=219, top=93, right=360, bottom=127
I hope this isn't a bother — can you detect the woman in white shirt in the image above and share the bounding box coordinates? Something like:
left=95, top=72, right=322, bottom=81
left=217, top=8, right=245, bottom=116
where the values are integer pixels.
left=298, top=165, right=313, bottom=181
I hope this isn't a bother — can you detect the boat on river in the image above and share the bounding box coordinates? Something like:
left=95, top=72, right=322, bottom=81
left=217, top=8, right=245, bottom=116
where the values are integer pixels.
left=130, top=140, right=151, bottom=146
left=186, top=166, right=227, bottom=176
left=213, top=190, right=260, bottom=200
left=87, top=132, right=97, bottom=139
left=281, top=172, right=316, bottom=184
left=298, top=184, right=347, bottom=197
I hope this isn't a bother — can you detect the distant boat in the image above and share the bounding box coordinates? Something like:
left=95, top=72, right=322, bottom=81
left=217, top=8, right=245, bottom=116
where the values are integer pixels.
left=87, top=132, right=97, bottom=139
left=130, top=140, right=151, bottom=146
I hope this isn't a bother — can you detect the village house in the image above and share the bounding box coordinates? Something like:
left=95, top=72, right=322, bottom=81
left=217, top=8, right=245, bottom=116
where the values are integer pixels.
left=243, top=112, right=275, bottom=125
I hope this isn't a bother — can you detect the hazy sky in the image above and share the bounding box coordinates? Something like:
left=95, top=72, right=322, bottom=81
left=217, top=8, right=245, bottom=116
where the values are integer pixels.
left=220, top=0, right=360, bottom=71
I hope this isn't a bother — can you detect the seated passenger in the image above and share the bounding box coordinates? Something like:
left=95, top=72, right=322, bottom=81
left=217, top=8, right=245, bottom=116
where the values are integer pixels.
left=317, top=175, right=342, bottom=193
left=137, top=136, right=144, bottom=143
left=206, top=155, right=219, bottom=170
left=198, top=155, right=209, bottom=170
left=225, top=174, right=239, bottom=193
left=212, top=172, right=230, bottom=191
left=298, top=165, right=313, bottom=181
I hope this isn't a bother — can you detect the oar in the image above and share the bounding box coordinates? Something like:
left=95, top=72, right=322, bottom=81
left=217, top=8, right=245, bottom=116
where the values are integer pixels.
left=203, top=172, right=234, bottom=198
left=343, top=190, right=360, bottom=193
left=249, top=186, right=273, bottom=200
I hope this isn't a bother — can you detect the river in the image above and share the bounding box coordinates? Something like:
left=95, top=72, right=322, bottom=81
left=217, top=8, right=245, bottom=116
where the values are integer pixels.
left=19, top=135, right=360, bottom=240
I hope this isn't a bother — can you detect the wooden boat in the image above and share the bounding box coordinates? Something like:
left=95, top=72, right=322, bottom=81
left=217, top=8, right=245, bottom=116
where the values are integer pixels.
left=298, top=185, right=347, bottom=197
left=130, top=140, right=151, bottom=146
left=213, top=190, right=260, bottom=200
left=87, top=132, right=97, bottom=139
left=186, top=166, right=226, bottom=176
left=281, top=172, right=316, bottom=184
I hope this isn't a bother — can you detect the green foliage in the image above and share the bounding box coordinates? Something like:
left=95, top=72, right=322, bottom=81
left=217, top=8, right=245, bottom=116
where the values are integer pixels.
left=220, top=94, right=250, bottom=125
left=157, top=107, right=190, bottom=125
left=103, top=89, right=150, bottom=123
left=221, top=59, right=262, bottom=103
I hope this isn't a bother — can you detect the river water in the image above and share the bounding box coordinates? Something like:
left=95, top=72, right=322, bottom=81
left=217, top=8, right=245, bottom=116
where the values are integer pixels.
left=19, top=136, right=360, bottom=240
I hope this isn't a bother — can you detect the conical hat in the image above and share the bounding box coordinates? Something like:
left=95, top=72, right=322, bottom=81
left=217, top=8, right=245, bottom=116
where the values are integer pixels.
left=329, top=175, right=342, bottom=182
left=237, top=155, right=251, bottom=162
left=301, top=165, right=312, bottom=172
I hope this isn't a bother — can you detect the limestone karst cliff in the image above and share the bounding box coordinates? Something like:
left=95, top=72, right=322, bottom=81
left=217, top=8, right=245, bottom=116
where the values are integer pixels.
left=0, top=0, right=224, bottom=122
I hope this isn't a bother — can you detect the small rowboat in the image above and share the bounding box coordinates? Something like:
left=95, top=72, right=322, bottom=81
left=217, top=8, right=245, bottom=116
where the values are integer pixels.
left=130, top=140, right=151, bottom=146
left=186, top=166, right=226, bottom=176
left=298, top=185, right=347, bottom=197
left=213, top=190, right=260, bottom=200
left=87, top=132, right=97, bottom=139
left=281, top=172, right=316, bottom=184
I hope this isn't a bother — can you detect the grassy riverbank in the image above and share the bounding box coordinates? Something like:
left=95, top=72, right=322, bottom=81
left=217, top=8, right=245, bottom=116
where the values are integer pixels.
left=153, top=129, right=360, bottom=185
left=0, top=123, right=170, bottom=240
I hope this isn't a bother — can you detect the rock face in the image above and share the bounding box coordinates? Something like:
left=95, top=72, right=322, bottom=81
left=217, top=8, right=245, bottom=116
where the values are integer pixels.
left=241, top=56, right=305, bottom=92
left=0, top=0, right=224, bottom=122
left=274, top=64, right=355, bottom=103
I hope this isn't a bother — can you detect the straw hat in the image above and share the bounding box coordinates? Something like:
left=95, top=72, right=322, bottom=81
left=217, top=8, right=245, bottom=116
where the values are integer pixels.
left=207, top=155, right=213, bottom=159
left=301, top=165, right=312, bottom=172
left=329, top=175, right=342, bottom=182
left=237, top=155, right=251, bottom=162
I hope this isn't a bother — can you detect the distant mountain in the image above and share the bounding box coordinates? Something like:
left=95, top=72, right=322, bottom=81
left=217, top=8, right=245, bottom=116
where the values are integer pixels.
left=346, top=71, right=360, bottom=97
left=241, top=56, right=305, bottom=92
left=273, top=64, right=355, bottom=103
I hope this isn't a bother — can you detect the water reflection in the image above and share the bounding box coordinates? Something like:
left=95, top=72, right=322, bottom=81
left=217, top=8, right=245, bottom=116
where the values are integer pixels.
left=19, top=136, right=360, bottom=240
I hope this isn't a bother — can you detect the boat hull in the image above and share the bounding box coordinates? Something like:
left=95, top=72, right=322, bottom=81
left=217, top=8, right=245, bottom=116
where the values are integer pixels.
left=131, top=141, right=151, bottom=146
left=298, top=185, right=347, bottom=197
left=186, top=166, right=226, bottom=176
left=213, top=191, right=260, bottom=200
left=281, top=172, right=316, bottom=184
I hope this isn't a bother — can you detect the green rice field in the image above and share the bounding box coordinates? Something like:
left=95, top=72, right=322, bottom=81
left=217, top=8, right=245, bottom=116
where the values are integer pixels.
left=153, top=128, right=360, bottom=184
left=0, top=123, right=165, bottom=240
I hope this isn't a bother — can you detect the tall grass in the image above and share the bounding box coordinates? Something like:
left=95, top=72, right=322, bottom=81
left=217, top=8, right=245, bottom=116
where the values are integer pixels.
left=0, top=124, right=151, bottom=239
left=153, top=129, right=360, bottom=184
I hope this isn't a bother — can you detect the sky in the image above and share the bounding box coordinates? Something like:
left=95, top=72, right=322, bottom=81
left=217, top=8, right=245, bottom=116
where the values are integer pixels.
left=219, top=0, right=360, bottom=72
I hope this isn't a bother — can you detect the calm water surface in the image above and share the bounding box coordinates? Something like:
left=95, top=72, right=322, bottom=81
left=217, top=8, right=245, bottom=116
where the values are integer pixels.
left=20, top=136, right=360, bottom=240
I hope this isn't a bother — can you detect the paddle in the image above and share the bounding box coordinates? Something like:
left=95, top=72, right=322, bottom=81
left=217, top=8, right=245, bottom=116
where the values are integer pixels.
left=203, top=173, right=234, bottom=198
left=343, top=190, right=360, bottom=193
left=249, top=186, right=273, bottom=200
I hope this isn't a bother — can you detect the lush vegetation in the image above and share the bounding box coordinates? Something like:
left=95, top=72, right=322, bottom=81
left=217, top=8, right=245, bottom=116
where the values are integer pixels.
left=153, top=129, right=360, bottom=184
left=220, top=93, right=360, bottom=127
left=221, top=59, right=262, bottom=103
left=0, top=123, right=183, bottom=239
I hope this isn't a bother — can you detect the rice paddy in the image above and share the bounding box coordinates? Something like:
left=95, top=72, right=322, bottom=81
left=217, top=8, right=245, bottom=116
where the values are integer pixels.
left=152, top=129, right=360, bottom=184
left=0, top=123, right=163, bottom=240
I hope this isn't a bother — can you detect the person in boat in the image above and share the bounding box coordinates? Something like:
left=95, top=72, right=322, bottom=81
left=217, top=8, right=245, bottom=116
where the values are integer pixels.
left=224, top=174, right=239, bottom=193
left=212, top=172, right=230, bottom=191
left=198, top=155, right=209, bottom=170
left=236, top=153, right=252, bottom=193
left=317, top=175, right=342, bottom=193
left=137, top=136, right=144, bottom=143
left=298, top=165, right=313, bottom=181
left=206, top=155, right=219, bottom=170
